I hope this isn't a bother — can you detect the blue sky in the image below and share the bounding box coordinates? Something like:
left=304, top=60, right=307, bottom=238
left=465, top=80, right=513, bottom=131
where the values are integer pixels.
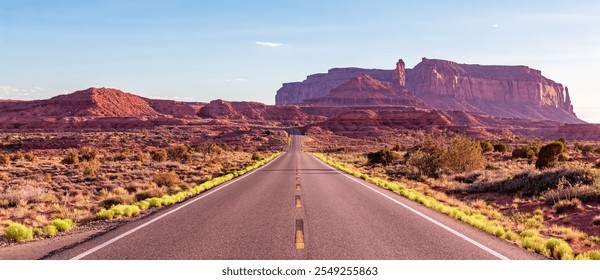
left=1, top=0, right=599, bottom=122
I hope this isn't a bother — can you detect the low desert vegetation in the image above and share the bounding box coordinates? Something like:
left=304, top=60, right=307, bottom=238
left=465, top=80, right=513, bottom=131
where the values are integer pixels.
left=307, top=131, right=600, bottom=259
left=0, top=127, right=288, bottom=244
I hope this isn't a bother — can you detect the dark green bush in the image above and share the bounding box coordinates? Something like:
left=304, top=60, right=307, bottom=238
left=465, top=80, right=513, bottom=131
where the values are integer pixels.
left=367, top=149, right=399, bottom=166
left=441, top=136, right=485, bottom=173
left=480, top=141, right=494, bottom=153
left=512, top=146, right=541, bottom=159
left=492, top=142, right=510, bottom=153
left=536, top=142, right=565, bottom=169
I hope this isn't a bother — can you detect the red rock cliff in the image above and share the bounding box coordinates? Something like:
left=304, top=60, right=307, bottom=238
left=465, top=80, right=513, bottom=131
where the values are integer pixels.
left=406, top=58, right=578, bottom=122
left=275, top=68, right=394, bottom=105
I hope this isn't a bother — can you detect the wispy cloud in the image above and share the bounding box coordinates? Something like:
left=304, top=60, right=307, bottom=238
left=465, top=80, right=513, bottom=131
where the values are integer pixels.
left=256, top=41, right=284, bottom=48
left=224, top=78, right=248, bottom=82
left=0, top=85, right=45, bottom=99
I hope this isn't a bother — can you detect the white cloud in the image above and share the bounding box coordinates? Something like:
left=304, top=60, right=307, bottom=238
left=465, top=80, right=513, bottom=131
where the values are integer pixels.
left=256, top=41, right=284, bottom=48
left=224, top=78, right=248, bottom=82
left=492, top=24, right=499, bottom=28
left=0, top=85, right=45, bottom=99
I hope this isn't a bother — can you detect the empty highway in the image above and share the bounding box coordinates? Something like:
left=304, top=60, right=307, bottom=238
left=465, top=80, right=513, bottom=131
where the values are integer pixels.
left=48, top=131, right=541, bottom=260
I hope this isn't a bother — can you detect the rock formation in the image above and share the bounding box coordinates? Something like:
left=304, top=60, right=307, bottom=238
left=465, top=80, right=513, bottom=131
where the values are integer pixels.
left=303, top=74, right=424, bottom=106
left=197, top=99, right=324, bottom=122
left=275, top=68, right=394, bottom=105
left=275, top=58, right=582, bottom=123
left=0, top=87, right=199, bottom=130
left=406, top=58, right=578, bottom=122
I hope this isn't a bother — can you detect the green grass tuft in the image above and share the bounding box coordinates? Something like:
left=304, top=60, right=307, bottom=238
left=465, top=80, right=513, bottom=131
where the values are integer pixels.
left=44, top=225, right=58, bottom=237
left=96, top=208, right=115, bottom=220
left=545, top=238, right=574, bottom=260
left=51, top=218, right=74, bottom=232
left=576, top=250, right=600, bottom=260
left=5, top=222, right=34, bottom=242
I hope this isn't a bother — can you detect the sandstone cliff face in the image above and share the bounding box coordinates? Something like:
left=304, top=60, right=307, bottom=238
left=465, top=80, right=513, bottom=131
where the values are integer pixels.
left=147, top=99, right=204, bottom=118
left=197, top=99, right=324, bottom=122
left=303, top=74, right=424, bottom=106
left=275, top=68, right=394, bottom=104
left=275, top=58, right=581, bottom=123
left=406, top=58, right=573, bottom=110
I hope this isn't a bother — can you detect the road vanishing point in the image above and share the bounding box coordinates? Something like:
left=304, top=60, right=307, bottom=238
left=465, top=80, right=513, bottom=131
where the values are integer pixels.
left=48, top=130, right=542, bottom=260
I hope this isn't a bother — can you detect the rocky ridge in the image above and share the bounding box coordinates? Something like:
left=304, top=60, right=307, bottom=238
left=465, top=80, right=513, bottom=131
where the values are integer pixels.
left=275, top=58, right=581, bottom=123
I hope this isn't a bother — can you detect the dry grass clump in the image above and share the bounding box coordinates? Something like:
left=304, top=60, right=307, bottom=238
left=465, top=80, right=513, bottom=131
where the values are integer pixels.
left=153, top=171, right=180, bottom=188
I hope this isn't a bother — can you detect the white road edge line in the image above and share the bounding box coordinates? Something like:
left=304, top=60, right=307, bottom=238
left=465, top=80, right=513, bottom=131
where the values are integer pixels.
left=70, top=154, right=283, bottom=260
left=309, top=154, right=510, bottom=260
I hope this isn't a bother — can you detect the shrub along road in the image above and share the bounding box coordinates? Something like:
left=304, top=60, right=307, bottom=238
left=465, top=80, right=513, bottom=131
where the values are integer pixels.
left=47, top=131, right=542, bottom=259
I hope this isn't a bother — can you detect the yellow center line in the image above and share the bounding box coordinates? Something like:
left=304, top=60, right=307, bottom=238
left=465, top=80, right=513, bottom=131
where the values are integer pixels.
left=295, top=230, right=305, bottom=250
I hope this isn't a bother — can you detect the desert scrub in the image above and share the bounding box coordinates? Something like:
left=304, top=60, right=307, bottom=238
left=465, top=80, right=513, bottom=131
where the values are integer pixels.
left=151, top=149, right=168, bottom=162
left=51, top=218, right=74, bottom=232
left=153, top=171, right=180, bottom=188
left=44, top=225, right=58, bottom=237
left=545, top=239, right=574, bottom=260
left=460, top=166, right=598, bottom=197
left=536, top=142, right=565, bottom=169
left=93, top=152, right=281, bottom=220
left=552, top=198, right=582, bottom=214
left=4, top=222, right=34, bottom=242
left=576, top=250, right=600, bottom=260
left=61, top=149, right=79, bottom=165
left=592, top=215, right=600, bottom=226
left=312, top=153, right=600, bottom=260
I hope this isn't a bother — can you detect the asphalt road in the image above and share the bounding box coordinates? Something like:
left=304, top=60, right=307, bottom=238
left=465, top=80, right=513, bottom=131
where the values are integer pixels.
left=48, top=130, right=542, bottom=260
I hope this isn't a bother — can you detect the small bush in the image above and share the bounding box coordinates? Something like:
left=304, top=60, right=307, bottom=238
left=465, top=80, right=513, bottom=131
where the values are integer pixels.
left=153, top=171, right=180, bottom=188
left=167, top=145, right=192, bottom=162
left=480, top=141, right=494, bottom=153
left=101, top=196, right=125, bottom=208
left=404, top=150, right=440, bottom=179
left=44, top=225, right=58, bottom=237
left=151, top=149, right=168, bottom=162
left=492, top=142, right=510, bottom=153
left=79, top=146, right=98, bottom=161
left=512, top=146, right=538, bottom=159
left=147, top=197, right=164, bottom=208
left=536, top=142, right=564, bottom=170
left=135, top=188, right=165, bottom=201
left=251, top=152, right=263, bottom=161
left=545, top=239, right=573, bottom=260
left=553, top=198, right=582, bottom=214
left=61, top=150, right=79, bottom=165
left=24, top=152, right=37, bottom=163
left=96, top=208, right=115, bottom=220
left=441, top=136, right=485, bottom=174
left=51, top=218, right=74, bottom=232
left=576, top=250, right=600, bottom=260
left=0, top=153, right=10, bottom=165
left=593, top=215, right=600, bottom=226
left=5, top=222, right=34, bottom=242
left=367, top=149, right=399, bottom=166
